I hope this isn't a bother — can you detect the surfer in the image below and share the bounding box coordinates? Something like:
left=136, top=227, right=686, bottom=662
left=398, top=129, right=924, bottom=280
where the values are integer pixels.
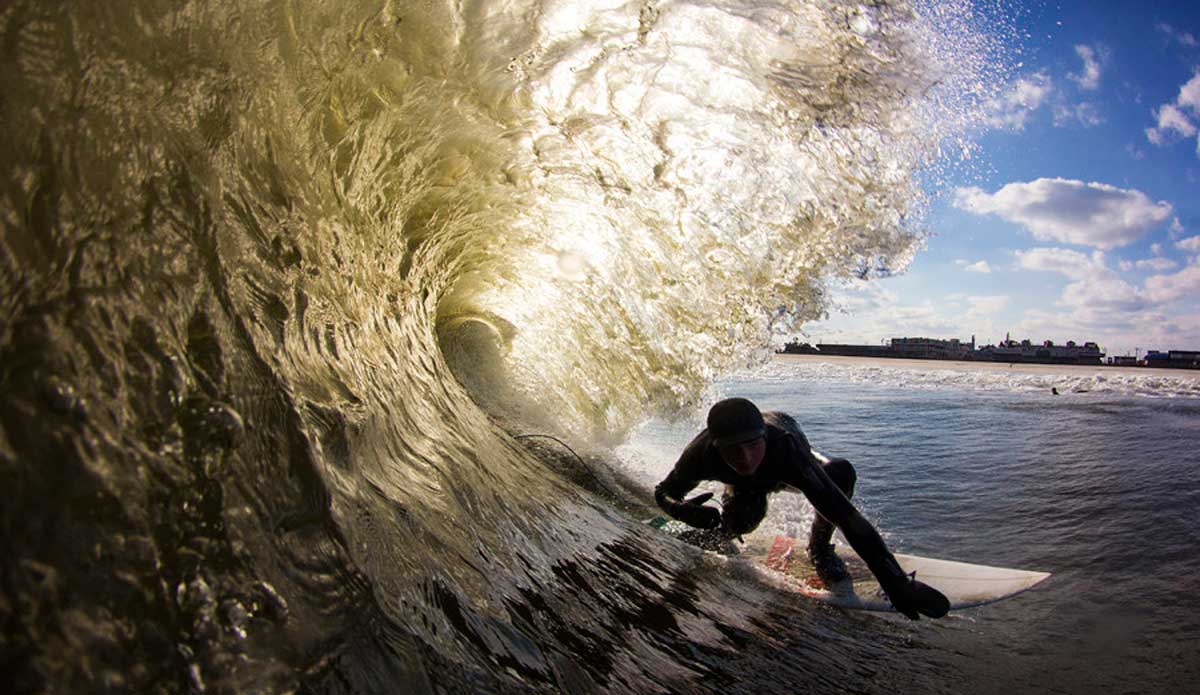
left=654, top=398, right=950, bottom=620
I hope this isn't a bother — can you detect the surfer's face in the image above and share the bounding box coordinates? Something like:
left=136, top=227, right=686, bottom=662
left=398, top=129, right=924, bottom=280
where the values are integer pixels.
left=718, top=436, right=766, bottom=477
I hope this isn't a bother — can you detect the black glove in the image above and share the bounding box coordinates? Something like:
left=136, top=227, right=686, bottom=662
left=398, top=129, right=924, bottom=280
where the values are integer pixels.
left=879, top=561, right=950, bottom=620
left=670, top=491, right=721, bottom=530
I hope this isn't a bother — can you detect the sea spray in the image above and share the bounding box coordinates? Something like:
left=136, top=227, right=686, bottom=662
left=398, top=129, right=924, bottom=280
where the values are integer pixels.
left=451, top=0, right=1004, bottom=438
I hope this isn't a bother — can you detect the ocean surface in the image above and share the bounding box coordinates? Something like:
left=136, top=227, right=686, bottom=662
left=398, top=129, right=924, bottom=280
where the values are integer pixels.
left=618, top=355, right=1200, bottom=694
left=4, top=1, right=1197, bottom=694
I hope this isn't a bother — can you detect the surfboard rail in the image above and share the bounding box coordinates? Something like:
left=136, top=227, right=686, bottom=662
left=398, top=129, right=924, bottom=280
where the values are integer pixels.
left=751, top=534, right=1051, bottom=612
left=646, top=516, right=1051, bottom=613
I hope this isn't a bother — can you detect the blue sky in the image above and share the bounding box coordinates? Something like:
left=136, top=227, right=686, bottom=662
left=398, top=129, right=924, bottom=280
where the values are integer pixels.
left=806, top=1, right=1200, bottom=356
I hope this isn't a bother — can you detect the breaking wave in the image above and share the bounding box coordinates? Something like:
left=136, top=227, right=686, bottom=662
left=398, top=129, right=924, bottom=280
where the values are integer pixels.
left=0, top=1, right=1003, bottom=692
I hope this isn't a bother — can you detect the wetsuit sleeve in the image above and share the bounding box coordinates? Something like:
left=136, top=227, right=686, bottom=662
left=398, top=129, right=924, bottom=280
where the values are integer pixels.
left=654, top=434, right=706, bottom=517
left=777, top=434, right=909, bottom=589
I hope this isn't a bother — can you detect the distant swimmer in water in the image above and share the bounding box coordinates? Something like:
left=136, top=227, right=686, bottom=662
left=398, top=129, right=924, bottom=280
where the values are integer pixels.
left=653, top=398, right=950, bottom=620
left=1051, top=387, right=1059, bottom=395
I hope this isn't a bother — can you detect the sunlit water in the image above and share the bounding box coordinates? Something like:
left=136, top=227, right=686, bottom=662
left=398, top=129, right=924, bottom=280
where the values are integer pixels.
left=11, top=1, right=1184, bottom=694
left=618, top=355, right=1200, bottom=694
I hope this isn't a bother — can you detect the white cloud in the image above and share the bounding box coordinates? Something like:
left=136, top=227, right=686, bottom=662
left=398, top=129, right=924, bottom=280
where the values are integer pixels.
left=964, top=260, right=991, bottom=273
left=1053, top=102, right=1104, bottom=127
left=985, top=72, right=1052, bottom=130
left=1157, top=23, right=1199, bottom=48
left=812, top=283, right=1002, bottom=347
left=1015, top=247, right=1147, bottom=312
left=1015, top=247, right=1095, bottom=279
left=1176, top=235, right=1200, bottom=252
left=1061, top=271, right=1145, bottom=311
left=809, top=299, right=960, bottom=345
left=1010, top=304, right=1179, bottom=355
left=1146, top=71, right=1200, bottom=149
left=1075, top=102, right=1103, bottom=126
left=1180, top=73, right=1200, bottom=112
left=954, top=178, right=1172, bottom=250
left=965, top=295, right=1008, bottom=315
left=1012, top=74, right=1051, bottom=107
left=1147, top=257, right=1179, bottom=271
left=1016, top=246, right=1200, bottom=326
left=1152, top=242, right=1165, bottom=255
left=829, top=278, right=898, bottom=313
left=1069, top=45, right=1102, bottom=90
left=809, top=250, right=1198, bottom=354
left=1119, top=257, right=1177, bottom=272
left=1145, top=257, right=1200, bottom=303
left=1169, top=218, right=1185, bottom=239
left=1151, top=104, right=1197, bottom=140
left=1060, top=102, right=1104, bottom=128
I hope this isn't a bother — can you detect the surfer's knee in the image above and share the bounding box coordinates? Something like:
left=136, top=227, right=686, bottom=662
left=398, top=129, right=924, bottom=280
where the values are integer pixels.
left=721, top=493, right=768, bottom=535
left=822, top=457, right=857, bottom=498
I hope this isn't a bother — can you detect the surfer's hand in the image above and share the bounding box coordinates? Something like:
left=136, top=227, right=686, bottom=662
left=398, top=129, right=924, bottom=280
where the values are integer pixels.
left=672, top=492, right=721, bottom=530
left=884, top=577, right=950, bottom=620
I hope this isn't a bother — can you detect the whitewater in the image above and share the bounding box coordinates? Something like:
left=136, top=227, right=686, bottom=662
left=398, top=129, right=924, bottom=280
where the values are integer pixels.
left=5, top=1, right=1197, bottom=693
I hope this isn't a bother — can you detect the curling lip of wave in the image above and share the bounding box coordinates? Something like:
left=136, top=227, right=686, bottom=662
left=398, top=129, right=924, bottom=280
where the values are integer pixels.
left=437, top=0, right=998, bottom=437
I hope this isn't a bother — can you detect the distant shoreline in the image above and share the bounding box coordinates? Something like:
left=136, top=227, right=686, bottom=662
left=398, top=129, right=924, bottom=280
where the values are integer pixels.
left=773, top=352, right=1200, bottom=379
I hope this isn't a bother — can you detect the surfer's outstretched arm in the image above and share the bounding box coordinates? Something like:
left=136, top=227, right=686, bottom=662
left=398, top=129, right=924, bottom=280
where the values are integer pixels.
left=780, top=437, right=949, bottom=620
left=654, top=433, right=722, bottom=529
left=655, top=473, right=720, bottom=529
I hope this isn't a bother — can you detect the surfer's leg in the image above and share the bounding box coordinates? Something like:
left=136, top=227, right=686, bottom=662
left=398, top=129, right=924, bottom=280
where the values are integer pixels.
left=807, top=458, right=856, bottom=582
left=720, top=487, right=769, bottom=536
left=807, top=457, right=856, bottom=549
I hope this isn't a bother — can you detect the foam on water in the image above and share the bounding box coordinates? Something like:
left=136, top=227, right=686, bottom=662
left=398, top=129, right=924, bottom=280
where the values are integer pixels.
left=757, top=355, right=1200, bottom=399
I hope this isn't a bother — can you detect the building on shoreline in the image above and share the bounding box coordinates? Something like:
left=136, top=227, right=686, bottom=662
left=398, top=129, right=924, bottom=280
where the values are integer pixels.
left=976, top=336, right=1104, bottom=365
left=780, top=334, right=1107, bottom=366
left=780, top=336, right=1200, bottom=369
left=780, top=336, right=979, bottom=360
left=890, top=336, right=977, bottom=360
left=1144, top=350, right=1200, bottom=369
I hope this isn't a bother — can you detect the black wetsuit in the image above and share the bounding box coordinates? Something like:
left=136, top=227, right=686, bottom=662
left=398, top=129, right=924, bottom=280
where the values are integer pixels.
left=654, top=411, right=903, bottom=584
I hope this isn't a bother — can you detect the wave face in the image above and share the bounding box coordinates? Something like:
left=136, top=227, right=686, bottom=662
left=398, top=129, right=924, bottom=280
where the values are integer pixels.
left=0, top=1, right=994, bottom=692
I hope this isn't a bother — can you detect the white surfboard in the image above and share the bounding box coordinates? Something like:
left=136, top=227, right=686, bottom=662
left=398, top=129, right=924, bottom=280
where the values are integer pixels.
left=748, top=534, right=1051, bottom=612
left=646, top=517, right=1051, bottom=612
